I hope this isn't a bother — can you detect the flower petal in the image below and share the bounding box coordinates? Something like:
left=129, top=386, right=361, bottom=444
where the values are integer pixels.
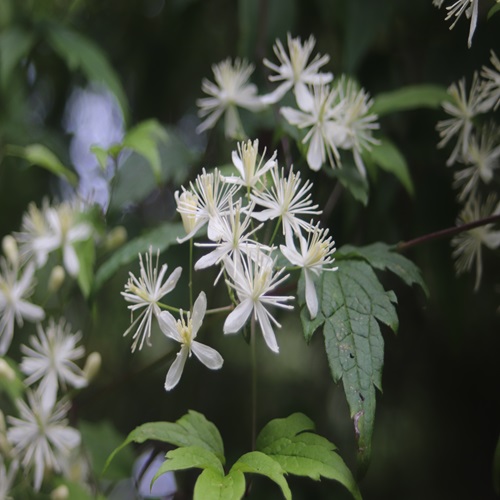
left=255, top=303, right=279, bottom=353
left=191, top=341, right=223, bottom=369
left=158, top=311, right=181, bottom=342
left=223, top=299, right=253, bottom=334
left=165, top=347, right=188, bottom=391
left=191, top=292, right=207, bottom=337
left=304, top=269, right=319, bottom=319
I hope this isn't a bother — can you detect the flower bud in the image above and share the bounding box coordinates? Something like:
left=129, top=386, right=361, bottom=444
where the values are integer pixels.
left=83, top=352, right=102, bottom=382
left=2, top=235, right=18, bottom=267
left=104, top=226, right=127, bottom=251
left=50, top=485, right=69, bottom=500
left=176, top=190, right=199, bottom=235
left=48, top=265, right=66, bottom=293
left=0, top=358, right=15, bottom=381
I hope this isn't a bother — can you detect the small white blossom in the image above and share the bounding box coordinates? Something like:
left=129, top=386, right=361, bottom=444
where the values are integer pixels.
left=20, top=318, right=87, bottom=410
left=225, top=139, right=277, bottom=190
left=451, top=195, right=500, bottom=291
left=280, top=223, right=337, bottom=319
left=158, top=291, right=223, bottom=391
left=453, top=124, right=500, bottom=201
left=480, top=51, right=500, bottom=111
left=262, top=33, right=333, bottom=108
left=197, top=58, right=265, bottom=139
left=224, top=252, right=294, bottom=353
left=121, top=248, right=182, bottom=352
left=251, top=166, right=322, bottom=242
left=281, top=83, right=347, bottom=171
left=0, top=259, right=45, bottom=356
left=444, top=0, right=479, bottom=48
left=437, top=73, right=485, bottom=166
left=175, top=168, right=239, bottom=243
left=7, top=392, right=81, bottom=491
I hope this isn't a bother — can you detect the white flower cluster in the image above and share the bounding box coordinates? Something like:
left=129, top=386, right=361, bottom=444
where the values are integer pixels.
left=0, top=199, right=101, bottom=494
left=121, top=139, right=337, bottom=391
left=196, top=34, right=379, bottom=176
left=436, top=51, right=500, bottom=289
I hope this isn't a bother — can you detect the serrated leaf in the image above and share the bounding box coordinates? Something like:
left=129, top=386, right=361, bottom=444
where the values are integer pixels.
left=93, top=222, right=185, bottom=293
left=0, top=27, right=36, bottom=88
left=322, top=260, right=398, bottom=471
left=122, top=119, right=169, bottom=183
left=231, top=451, right=291, bottom=500
left=366, top=138, right=414, bottom=196
left=5, top=144, right=78, bottom=186
left=300, top=306, right=325, bottom=342
left=104, top=410, right=225, bottom=473
left=153, top=446, right=224, bottom=485
left=256, top=414, right=361, bottom=500
left=194, top=468, right=246, bottom=500
left=46, top=24, right=129, bottom=122
left=371, top=84, right=450, bottom=116
left=339, top=242, right=428, bottom=296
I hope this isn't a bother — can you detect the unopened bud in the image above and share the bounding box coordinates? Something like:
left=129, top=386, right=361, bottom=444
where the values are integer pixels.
left=83, top=352, right=101, bottom=382
left=104, top=226, right=127, bottom=251
left=50, top=485, right=69, bottom=500
left=2, top=235, right=18, bottom=267
left=0, top=358, right=15, bottom=381
left=176, top=190, right=198, bottom=235
left=48, top=265, right=65, bottom=293
left=0, top=410, right=11, bottom=455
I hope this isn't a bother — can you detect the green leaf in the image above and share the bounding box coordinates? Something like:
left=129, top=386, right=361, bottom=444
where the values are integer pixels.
left=366, top=138, right=414, bottom=196
left=5, top=144, right=78, bottom=186
left=321, top=260, right=398, bottom=471
left=329, top=162, right=369, bottom=206
left=93, top=222, right=185, bottom=293
left=46, top=24, right=129, bottom=122
left=79, top=420, right=135, bottom=481
left=300, top=306, right=325, bottom=342
left=371, top=84, right=449, bottom=116
left=75, top=237, right=95, bottom=299
left=231, top=451, right=291, bottom=500
left=0, top=27, right=36, bottom=88
left=488, top=2, right=500, bottom=19
left=122, top=119, right=169, bottom=183
left=90, top=145, right=110, bottom=171
left=194, top=468, right=246, bottom=500
left=256, top=414, right=361, bottom=500
left=153, top=446, right=224, bottom=485
left=104, top=410, right=225, bottom=473
left=339, top=242, right=428, bottom=295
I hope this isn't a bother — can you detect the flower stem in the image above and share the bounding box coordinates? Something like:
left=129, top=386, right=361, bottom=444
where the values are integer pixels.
left=205, top=304, right=234, bottom=315
left=250, top=314, right=257, bottom=452
left=157, top=302, right=181, bottom=313
left=189, top=238, right=194, bottom=309
left=396, top=213, right=500, bottom=252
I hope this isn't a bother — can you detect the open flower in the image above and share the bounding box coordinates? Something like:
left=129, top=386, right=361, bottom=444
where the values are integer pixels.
left=444, top=0, right=479, bottom=48
left=20, top=318, right=87, bottom=411
left=197, top=58, right=265, bottom=139
left=262, top=33, right=333, bottom=108
left=251, top=166, right=321, bottom=242
left=224, top=252, right=294, bottom=353
left=7, top=391, right=81, bottom=491
left=480, top=50, right=500, bottom=111
left=280, top=223, right=337, bottom=319
left=158, top=291, right=223, bottom=391
left=451, top=195, right=500, bottom=291
left=121, top=248, right=182, bottom=352
left=0, top=259, right=45, bottom=356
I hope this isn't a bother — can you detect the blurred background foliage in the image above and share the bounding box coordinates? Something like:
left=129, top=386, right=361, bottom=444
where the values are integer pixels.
left=1, top=0, right=500, bottom=498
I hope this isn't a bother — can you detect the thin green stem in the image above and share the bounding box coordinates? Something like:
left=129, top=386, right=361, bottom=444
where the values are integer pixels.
left=250, top=314, right=257, bottom=452
left=396, top=213, right=500, bottom=252
left=189, top=238, right=194, bottom=310
left=205, top=305, right=234, bottom=315
left=268, top=217, right=282, bottom=246
left=157, top=302, right=181, bottom=314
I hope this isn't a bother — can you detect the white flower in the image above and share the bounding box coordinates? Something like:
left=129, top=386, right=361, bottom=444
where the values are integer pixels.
left=6, top=391, right=81, bottom=491
left=224, top=252, right=294, bottom=353
left=280, top=223, right=337, bottom=319
left=480, top=51, right=500, bottom=111
left=451, top=195, right=500, bottom=291
left=20, top=318, right=87, bottom=411
left=175, top=168, right=239, bottom=243
left=158, top=291, right=223, bottom=391
left=437, top=73, right=485, bottom=166
left=262, top=33, right=333, bottom=108
left=121, top=248, right=182, bottom=352
left=444, top=0, right=479, bottom=48
left=281, top=84, right=346, bottom=171
left=334, top=76, right=380, bottom=177
left=194, top=199, right=268, bottom=283
left=0, top=259, right=45, bottom=356
left=225, top=139, right=277, bottom=190
left=453, top=123, right=500, bottom=201
left=0, top=456, right=17, bottom=500
left=251, top=166, right=321, bottom=242
left=197, top=58, right=265, bottom=139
